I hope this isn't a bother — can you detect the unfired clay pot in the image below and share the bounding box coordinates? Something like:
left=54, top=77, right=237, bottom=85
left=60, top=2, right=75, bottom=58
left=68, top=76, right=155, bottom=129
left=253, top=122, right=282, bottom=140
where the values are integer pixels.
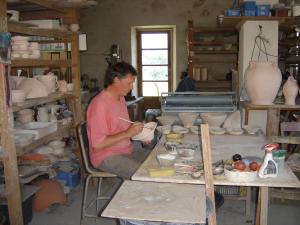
left=283, top=76, right=298, bottom=105
left=36, top=73, right=58, bottom=93
left=244, top=61, right=282, bottom=105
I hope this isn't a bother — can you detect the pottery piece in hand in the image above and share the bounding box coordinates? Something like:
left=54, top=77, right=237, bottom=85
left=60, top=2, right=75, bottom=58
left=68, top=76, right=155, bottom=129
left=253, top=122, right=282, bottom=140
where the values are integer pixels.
left=244, top=61, right=282, bottom=105
left=132, top=122, right=157, bottom=142
left=283, top=76, right=298, bottom=105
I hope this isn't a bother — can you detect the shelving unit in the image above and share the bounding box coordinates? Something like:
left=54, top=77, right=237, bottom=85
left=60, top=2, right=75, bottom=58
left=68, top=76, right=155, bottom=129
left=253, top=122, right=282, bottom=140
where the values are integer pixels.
left=0, top=1, right=82, bottom=225
left=187, top=20, right=238, bottom=92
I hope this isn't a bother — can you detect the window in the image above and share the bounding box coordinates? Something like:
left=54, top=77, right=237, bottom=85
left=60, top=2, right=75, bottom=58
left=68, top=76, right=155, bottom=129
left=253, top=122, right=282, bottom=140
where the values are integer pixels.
left=137, top=30, right=172, bottom=97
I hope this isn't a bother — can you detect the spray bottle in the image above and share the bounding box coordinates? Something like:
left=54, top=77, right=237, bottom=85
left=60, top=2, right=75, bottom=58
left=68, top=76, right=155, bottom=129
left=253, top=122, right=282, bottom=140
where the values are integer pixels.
left=258, top=143, right=279, bottom=178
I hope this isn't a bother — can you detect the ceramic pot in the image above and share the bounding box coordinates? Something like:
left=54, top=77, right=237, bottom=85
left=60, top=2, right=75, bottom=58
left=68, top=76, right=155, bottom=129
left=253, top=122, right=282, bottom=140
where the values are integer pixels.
left=245, top=61, right=282, bottom=105
left=37, top=107, right=49, bottom=122
left=283, top=76, right=298, bottom=105
left=36, top=73, right=58, bottom=93
left=17, top=109, right=34, bottom=123
left=12, top=90, right=26, bottom=103
left=58, top=80, right=68, bottom=92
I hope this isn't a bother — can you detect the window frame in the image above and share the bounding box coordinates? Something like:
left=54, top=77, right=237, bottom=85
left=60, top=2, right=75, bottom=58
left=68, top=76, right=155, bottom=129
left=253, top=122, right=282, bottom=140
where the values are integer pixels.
left=136, top=29, right=173, bottom=97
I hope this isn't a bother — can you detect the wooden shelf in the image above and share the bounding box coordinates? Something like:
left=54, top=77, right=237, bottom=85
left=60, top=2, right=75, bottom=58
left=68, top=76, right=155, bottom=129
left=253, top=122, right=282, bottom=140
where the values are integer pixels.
left=191, top=50, right=238, bottom=54
left=8, top=21, right=72, bottom=38
left=15, top=123, right=72, bottom=156
left=195, top=80, right=232, bottom=91
left=190, top=57, right=237, bottom=63
left=189, top=26, right=236, bottom=33
left=12, top=92, right=76, bottom=112
left=12, top=59, right=72, bottom=68
left=219, top=16, right=300, bottom=30
left=189, top=41, right=237, bottom=46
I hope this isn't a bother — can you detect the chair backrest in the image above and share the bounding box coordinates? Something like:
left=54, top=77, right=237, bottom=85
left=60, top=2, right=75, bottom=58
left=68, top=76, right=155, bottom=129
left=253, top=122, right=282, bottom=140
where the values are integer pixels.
left=270, top=122, right=300, bottom=145
left=77, top=121, right=95, bottom=174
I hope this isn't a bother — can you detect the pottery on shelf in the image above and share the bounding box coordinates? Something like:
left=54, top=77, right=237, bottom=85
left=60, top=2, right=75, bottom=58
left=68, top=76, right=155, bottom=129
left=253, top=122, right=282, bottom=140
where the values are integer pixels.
left=36, top=73, right=58, bottom=93
left=17, top=78, right=49, bottom=99
left=283, top=76, right=298, bottom=105
left=12, top=90, right=26, bottom=103
left=223, top=111, right=241, bottom=130
left=244, top=61, right=282, bottom=105
left=178, top=112, right=199, bottom=128
left=156, top=115, right=177, bottom=126
left=201, top=112, right=227, bottom=128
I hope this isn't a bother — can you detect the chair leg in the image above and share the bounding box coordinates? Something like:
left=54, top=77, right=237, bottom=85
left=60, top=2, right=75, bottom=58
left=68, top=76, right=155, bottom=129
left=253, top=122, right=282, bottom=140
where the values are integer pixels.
left=81, top=175, right=91, bottom=225
left=96, top=177, right=103, bottom=213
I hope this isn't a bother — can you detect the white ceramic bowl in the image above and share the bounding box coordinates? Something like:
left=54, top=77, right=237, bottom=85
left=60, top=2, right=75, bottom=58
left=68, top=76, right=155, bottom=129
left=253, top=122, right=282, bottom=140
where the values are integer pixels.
left=132, top=122, right=157, bottom=142
left=156, top=153, right=176, bottom=167
left=48, top=140, right=66, bottom=149
left=12, top=90, right=26, bottom=103
left=201, top=112, right=227, bottom=128
left=243, top=125, right=261, bottom=135
left=172, top=125, right=189, bottom=134
left=210, top=127, right=226, bottom=135
left=156, top=125, right=171, bottom=135
left=156, top=115, right=177, bottom=126
left=178, top=112, right=199, bottom=128
left=224, top=167, right=257, bottom=182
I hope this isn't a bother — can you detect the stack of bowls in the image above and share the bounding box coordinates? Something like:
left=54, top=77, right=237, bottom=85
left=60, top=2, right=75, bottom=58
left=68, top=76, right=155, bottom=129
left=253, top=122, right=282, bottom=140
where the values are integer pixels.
left=11, top=36, right=40, bottom=59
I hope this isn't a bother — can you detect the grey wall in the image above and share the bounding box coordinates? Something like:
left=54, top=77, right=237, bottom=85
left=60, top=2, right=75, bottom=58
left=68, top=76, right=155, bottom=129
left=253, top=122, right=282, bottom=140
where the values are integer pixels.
left=80, top=0, right=232, bottom=89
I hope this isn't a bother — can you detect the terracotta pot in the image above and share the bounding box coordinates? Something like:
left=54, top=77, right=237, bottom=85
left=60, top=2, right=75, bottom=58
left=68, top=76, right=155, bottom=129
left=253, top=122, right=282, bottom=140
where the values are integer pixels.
left=245, top=61, right=282, bottom=105
left=283, top=76, right=298, bottom=105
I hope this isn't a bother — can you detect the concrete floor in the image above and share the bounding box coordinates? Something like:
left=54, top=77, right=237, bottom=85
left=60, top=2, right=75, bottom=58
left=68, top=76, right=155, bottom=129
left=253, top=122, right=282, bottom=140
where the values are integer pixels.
left=29, top=178, right=300, bottom=225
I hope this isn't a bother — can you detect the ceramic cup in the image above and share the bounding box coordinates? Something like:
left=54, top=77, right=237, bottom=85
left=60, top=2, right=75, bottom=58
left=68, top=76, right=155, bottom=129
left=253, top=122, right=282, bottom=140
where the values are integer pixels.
left=66, top=83, right=74, bottom=92
left=58, top=80, right=68, bottom=92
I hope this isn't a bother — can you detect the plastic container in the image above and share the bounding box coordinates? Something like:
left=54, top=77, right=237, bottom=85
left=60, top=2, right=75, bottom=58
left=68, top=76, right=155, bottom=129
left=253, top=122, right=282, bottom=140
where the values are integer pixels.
left=256, top=5, right=271, bottom=16
left=272, top=149, right=287, bottom=173
left=56, top=169, right=80, bottom=188
left=242, top=1, right=256, bottom=10
left=243, top=9, right=256, bottom=16
left=271, top=7, right=289, bottom=17
left=226, top=9, right=241, bottom=16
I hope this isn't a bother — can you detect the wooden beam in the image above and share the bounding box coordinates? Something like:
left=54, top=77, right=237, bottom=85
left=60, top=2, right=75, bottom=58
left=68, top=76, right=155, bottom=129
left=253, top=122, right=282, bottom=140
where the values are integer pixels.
left=0, top=2, right=23, bottom=224
left=266, top=109, right=280, bottom=136
left=200, top=124, right=217, bottom=225
left=23, top=0, right=67, bottom=13
left=20, top=9, right=79, bottom=24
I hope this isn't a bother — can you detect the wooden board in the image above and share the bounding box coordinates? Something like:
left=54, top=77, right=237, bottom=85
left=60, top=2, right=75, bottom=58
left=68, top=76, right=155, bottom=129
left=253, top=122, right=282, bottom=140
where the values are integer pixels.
left=102, top=180, right=206, bottom=224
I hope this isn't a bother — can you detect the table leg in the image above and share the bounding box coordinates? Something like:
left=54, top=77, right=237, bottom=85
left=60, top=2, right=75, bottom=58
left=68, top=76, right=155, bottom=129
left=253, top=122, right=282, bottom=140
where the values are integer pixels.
left=266, top=109, right=280, bottom=136
left=259, top=187, right=269, bottom=225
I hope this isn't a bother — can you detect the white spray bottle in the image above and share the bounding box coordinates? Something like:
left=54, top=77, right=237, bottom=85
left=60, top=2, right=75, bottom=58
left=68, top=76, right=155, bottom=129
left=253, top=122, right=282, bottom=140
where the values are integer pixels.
left=258, top=143, right=279, bottom=178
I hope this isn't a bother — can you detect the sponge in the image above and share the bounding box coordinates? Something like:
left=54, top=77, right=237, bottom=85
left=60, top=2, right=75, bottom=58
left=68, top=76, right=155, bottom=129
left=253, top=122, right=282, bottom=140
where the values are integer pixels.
left=148, top=167, right=175, bottom=177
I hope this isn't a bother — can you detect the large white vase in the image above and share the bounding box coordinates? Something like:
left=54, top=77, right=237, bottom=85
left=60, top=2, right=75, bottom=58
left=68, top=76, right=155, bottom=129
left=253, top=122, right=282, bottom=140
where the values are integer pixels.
left=283, top=76, right=298, bottom=105
left=244, top=61, right=282, bottom=105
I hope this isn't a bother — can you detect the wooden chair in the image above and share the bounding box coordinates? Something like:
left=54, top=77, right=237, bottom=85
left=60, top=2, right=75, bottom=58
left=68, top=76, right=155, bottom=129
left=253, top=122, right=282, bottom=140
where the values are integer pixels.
left=269, top=121, right=300, bottom=201
left=77, top=122, right=117, bottom=224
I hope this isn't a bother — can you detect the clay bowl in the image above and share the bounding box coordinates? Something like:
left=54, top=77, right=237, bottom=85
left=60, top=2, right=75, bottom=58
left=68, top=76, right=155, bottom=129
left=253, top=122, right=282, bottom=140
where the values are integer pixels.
left=156, top=115, right=177, bottom=126
left=132, top=122, right=157, bottom=142
left=178, top=112, right=199, bottom=128
left=201, top=112, right=228, bottom=128
left=12, top=90, right=26, bottom=103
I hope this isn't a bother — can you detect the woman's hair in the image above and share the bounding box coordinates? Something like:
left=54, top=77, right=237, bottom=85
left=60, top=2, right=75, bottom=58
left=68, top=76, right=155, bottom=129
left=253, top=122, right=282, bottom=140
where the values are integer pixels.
left=104, top=62, right=137, bottom=88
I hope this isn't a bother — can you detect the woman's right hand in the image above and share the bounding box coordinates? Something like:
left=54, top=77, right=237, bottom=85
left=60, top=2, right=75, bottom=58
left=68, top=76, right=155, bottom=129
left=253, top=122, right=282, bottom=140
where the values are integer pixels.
left=126, top=122, right=143, bottom=137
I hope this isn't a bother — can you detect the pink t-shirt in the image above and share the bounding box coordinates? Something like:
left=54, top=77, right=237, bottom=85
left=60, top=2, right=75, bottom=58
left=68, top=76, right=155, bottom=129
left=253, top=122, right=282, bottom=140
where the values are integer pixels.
left=86, top=91, right=133, bottom=168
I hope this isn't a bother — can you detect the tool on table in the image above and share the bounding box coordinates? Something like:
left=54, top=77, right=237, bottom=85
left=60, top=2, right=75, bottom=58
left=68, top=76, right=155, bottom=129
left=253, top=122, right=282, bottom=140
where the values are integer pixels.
left=258, top=143, right=279, bottom=178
